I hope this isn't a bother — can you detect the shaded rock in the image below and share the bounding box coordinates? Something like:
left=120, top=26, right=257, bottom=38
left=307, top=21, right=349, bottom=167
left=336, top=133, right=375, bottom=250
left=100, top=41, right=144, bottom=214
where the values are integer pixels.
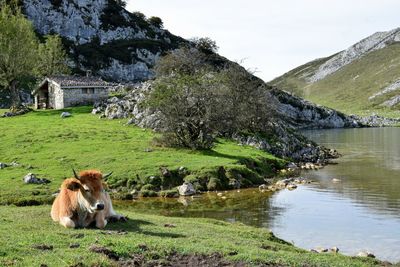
left=60, top=112, right=71, bottom=118
left=164, top=223, right=176, bottom=228
left=286, top=183, right=297, bottom=190
left=0, top=163, right=7, bottom=169
left=311, top=247, right=328, bottom=253
left=23, top=173, right=51, bottom=184
left=330, top=247, right=339, bottom=253
left=229, top=179, right=241, bottom=189
left=357, top=251, right=375, bottom=258
left=178, top=182, right=196, bottom=196
left=258, top=184, right=268, bottom=190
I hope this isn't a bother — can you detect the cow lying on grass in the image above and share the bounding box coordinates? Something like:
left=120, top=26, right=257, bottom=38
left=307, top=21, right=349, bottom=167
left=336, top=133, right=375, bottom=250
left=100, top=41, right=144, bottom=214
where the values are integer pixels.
left=51, top=169, right=126, bottom=229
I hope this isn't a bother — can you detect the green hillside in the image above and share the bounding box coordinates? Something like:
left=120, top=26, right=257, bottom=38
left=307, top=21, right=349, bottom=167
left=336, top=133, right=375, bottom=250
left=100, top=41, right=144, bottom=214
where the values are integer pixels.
left=270, top=43, right=400, bottom=118
left=0, top=107, right=282, bottom=205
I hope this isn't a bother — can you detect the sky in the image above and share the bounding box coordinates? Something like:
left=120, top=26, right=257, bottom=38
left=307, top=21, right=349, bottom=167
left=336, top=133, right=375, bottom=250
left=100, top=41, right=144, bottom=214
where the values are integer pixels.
left=126, top=0, right=400, bottom=82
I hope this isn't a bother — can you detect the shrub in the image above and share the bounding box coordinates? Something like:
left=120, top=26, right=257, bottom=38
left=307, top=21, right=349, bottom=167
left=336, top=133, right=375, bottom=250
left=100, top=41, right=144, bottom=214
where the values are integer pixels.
left=147, top=46, right=276, bottom=150
left=148, top=16, right=163, bottom=28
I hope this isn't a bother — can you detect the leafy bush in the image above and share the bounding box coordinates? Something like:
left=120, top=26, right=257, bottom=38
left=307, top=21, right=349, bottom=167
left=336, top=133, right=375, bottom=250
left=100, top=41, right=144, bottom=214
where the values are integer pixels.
left=146, top=46, right=275, bottom=149
left=148, top=16, right=163, bottom=28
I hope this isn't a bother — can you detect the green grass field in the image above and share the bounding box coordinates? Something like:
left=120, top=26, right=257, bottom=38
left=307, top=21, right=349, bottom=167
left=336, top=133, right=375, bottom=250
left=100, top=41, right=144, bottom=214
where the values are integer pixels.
left=0, top=107, right=388, bottom=266
left=0, top=106, right=282, bottom=205
left=270, top=43, right=400, bottom=118
left=0, top=205, right=381, bottom=267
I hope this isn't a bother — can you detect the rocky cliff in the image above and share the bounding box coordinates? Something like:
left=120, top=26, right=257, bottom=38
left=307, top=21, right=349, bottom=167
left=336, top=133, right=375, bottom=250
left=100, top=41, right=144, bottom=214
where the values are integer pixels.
left=22, top=0, right=185, bottom=81
left=270, top=27, right=400, bottom=114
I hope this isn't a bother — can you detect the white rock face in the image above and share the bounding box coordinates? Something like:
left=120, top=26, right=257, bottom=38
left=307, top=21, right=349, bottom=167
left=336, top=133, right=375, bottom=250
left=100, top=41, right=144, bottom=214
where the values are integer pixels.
left=309, top=28, right=400, bottom=82
left=369, top=79, right=400, bottom=101
left=22, top=0, right=176, bottom=82
left=98, top=59, right=154, bottom=81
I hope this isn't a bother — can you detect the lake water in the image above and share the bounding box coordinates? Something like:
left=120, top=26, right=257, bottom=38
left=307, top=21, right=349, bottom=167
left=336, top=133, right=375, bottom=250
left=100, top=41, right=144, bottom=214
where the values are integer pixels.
left=118, top=128, right=400, bottom=263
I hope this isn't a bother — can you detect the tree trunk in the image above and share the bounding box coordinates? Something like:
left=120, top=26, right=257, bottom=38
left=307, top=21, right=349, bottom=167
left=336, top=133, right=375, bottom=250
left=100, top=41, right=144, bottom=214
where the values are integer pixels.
left=9, top=80, right=22, bottom=111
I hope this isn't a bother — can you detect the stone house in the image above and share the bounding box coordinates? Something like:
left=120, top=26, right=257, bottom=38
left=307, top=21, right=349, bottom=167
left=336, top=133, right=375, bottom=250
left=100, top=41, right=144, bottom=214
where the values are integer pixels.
left=33, top=76, right=112, bottom=109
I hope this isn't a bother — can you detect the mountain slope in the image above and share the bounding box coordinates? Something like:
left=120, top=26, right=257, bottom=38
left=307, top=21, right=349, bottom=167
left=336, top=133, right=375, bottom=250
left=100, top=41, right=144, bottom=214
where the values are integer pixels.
left=23, top=0, right=186, bottom=81
left=270, top=28, right=400, bottom=117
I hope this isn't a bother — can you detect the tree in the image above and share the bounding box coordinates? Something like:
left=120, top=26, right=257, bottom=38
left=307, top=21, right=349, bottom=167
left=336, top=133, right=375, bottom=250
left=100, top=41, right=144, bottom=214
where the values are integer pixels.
left=114, top=0, right=127, bottom=8
left=37, top=35, right=70, bottom=76
left=148, top=16, right=163, bottom=29
left=0, top=2, right=69, bottom=110
left=190, top=37, right=219, bottom=54
left=147, top=46, right=275, bottom=149
left=0, top=2, right=38, bottom=109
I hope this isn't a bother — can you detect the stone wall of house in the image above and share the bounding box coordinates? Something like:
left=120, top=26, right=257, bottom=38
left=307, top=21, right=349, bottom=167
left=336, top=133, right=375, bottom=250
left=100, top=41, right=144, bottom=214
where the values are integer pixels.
left=54, top=85, right=64, bottom=109
left=62, top=87, right=109, bottom=108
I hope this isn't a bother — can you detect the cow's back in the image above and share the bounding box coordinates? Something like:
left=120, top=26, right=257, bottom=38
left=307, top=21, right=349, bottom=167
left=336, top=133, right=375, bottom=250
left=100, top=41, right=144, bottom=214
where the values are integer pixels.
left=51, top=188, right=78, bottom=222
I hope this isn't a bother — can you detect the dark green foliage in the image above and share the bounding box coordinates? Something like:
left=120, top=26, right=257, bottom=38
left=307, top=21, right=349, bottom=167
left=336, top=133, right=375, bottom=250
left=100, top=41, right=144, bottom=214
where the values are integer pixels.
left=140, top=189, right=158, bottom=197
left=148, top=16, right=163, bottom=28
left=147, top=45, right=275, bottom=149
left=159, top=189, right=178, bottom=198
left=100, top=0, right=132, bottom=30
left=191, top=37, right=219, bottom=54
left=70, top=38, right=182, bottom=78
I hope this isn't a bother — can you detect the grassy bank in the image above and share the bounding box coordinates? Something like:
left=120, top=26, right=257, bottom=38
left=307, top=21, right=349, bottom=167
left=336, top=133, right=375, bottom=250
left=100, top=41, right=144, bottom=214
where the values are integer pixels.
left=0, top=205, right=381, bottom=267
left=0, top=106, right=283, bottom=205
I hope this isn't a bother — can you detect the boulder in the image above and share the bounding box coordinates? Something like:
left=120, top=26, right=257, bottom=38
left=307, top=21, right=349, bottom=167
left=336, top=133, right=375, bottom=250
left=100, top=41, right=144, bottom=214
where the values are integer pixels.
left=60, top=112, right=71, bottom=118
left=23, top=173, right=50, bottom=184
left=330, top=247, right=339, bottom=253
left=0, top=163, right=7, bottom=169
left=178, top=182, right=196, bottom=196
left=286, top=183, right=297, bottom=190
left=357, top=251, right=375, bottom=258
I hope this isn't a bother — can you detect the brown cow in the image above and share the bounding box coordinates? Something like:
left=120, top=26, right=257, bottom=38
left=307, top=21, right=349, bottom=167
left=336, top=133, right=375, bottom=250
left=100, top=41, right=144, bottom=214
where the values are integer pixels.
left=51, top=169, right=125, bottom=228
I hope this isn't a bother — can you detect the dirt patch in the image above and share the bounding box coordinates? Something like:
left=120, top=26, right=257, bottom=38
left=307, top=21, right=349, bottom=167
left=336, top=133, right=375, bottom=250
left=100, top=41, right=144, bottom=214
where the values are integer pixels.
left=32, top=244, right=53, bottom=251
left=89, top=245, right=119, bottom=261
left=119, top=252, right=248, bottom=267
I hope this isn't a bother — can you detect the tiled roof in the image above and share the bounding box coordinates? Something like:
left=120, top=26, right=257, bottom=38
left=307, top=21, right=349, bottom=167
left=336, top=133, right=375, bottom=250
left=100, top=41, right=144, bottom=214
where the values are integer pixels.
left=48, top=75, right=110, bottom=87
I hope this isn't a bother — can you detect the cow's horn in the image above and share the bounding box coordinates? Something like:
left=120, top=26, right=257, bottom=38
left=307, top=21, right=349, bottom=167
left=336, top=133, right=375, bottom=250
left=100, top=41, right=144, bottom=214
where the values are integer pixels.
left=103, top=172, right=113, bottom=179
left=72, top=168, right=80, bottom=180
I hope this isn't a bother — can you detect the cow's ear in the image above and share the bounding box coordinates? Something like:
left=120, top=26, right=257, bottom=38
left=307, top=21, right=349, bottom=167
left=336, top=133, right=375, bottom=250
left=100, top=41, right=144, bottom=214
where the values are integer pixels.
left=67, top=181, right=81, bottom=191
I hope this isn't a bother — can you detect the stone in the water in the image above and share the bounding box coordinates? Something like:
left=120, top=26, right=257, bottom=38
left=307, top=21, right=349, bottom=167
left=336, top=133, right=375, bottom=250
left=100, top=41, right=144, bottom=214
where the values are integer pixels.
left=60, top=112, right=71, bottom=118
left=330, top=247, right=339, bottom=253
left=357, top=251, right=375, bottom=258
left=286, top=183, right=298, bottom=190
left=178, top=182, right=196, bottom=196
left=332, top=178, right=342, bottom=183
left=259, top=184, right=268, bottom=190
left=217, top=192, right=223, bottom=197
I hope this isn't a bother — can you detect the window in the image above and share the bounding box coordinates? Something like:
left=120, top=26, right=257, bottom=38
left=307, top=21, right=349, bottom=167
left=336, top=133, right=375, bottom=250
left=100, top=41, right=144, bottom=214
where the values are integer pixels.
left=89, top=88, right=95, bottom=94
left=82, top=88, right=88, bottom=94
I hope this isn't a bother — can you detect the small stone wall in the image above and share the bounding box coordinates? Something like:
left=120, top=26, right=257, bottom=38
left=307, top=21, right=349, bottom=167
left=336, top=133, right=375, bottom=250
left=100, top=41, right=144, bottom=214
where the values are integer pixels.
left=63, top=87, right=109, bottom=108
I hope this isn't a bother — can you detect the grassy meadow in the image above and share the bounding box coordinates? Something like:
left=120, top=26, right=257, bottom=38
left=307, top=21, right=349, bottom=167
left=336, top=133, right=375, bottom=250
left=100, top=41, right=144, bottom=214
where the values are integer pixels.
left=0, top=205, right=382, bottom=267
left=0, top=106, right=284, bottom=205
left=0, top=107, right=386, bottom=266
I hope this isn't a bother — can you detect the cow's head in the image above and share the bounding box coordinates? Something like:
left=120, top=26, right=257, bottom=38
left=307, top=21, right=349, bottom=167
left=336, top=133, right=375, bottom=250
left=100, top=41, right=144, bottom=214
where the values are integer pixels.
left=64, top=169, right=113, bottom=213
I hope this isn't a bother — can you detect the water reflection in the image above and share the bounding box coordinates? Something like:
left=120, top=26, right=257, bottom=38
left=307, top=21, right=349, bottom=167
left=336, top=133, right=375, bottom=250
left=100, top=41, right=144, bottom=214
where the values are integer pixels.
left=118, top=128, right=400, bottom=262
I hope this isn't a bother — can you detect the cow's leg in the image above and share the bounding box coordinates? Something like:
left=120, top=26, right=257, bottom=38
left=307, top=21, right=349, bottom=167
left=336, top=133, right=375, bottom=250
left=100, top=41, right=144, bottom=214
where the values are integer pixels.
left=104, top=192, right=127, bottom=222
left=95, top=213, right=107, bottom=229
left=60, top=217, right=76, bottom=228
